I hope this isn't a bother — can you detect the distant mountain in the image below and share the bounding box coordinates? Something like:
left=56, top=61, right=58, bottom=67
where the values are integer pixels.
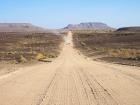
left=64, top=22, right=113, bottom=30
left=0, top=23, right=48, bottom=32
left=117, top=27, right=140, bottom=32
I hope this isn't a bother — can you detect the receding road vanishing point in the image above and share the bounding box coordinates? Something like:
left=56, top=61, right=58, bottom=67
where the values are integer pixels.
left=0, top=31, right=140, bottom=105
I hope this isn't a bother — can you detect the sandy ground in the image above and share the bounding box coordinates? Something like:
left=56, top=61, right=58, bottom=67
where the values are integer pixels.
left=0, top=61, right=40, bottom=76
left=0, top=31, right=140, bottom=105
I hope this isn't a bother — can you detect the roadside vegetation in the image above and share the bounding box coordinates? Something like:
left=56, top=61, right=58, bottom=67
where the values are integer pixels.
left=0, top=32, right=63, bottom=63
left=73, top=31, right=140, bottom=66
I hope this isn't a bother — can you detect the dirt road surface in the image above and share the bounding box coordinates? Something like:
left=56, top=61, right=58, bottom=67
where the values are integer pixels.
left=0, top=31, right=140, bottom=105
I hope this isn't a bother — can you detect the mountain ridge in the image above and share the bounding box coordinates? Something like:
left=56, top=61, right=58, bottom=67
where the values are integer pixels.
left=0, top=23, right=48, bottom=32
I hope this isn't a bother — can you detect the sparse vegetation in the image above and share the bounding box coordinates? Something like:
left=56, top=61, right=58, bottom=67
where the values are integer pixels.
left=73, top=31, right=140, bottom=66
left=0, top=32, right=62, bottom=63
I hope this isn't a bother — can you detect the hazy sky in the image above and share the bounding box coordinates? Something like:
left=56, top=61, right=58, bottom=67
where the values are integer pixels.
left=0, top=0, right=140, bottom=29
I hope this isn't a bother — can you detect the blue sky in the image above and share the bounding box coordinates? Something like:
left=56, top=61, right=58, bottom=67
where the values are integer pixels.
left=0, top=0, right=140, bottom=28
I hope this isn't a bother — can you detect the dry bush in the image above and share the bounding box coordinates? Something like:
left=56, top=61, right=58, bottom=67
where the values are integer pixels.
left=35, top=53, right=46, bottom=61
left=107, top=48, right=140, bottom=60
left=80, top=42, right=86, bottom=46
left=47, top=53, right=57, bottom=58
left=15, top=55, right=27, bottom=63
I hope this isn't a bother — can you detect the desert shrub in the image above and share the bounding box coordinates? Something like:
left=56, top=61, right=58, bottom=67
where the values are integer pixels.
left=15, top=55, right=27, bottom=63
left=80, top=42, right=86, bottom=46
left=20, top=55, right=27, bottom=63
left=48, top=53, right=57, bottom=58
left=120, top=49, right=131, bottom=58
left=35, top=53, right=46, bottom=61
left=107, top=48, right=119, bottom=57
left=7, top=52, right=15, bottom=55
left=107, top=48, right=140, bottom=60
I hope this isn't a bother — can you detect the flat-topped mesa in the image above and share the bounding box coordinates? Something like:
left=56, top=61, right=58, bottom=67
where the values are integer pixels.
left=64, top=22, right=114, bottom=30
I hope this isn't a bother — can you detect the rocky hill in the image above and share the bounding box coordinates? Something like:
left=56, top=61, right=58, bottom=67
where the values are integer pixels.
left=0, top=23, right=47, bottom=32
left=117, top=27, right=140, bottom=32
